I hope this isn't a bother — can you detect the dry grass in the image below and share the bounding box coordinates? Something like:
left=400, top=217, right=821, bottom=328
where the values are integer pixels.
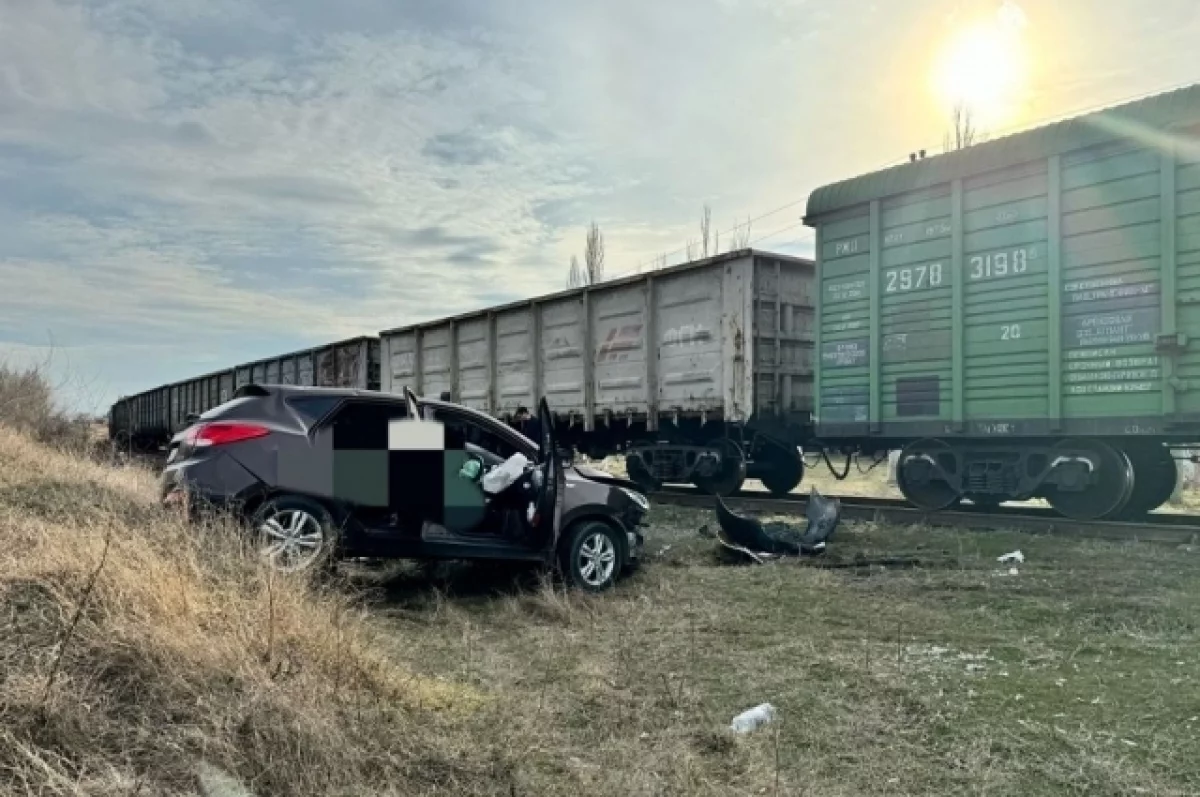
left=0, top=426, right=491, bottom=796
left=4, top=383, right=1200, bottom=794
left=352, top=504, right=1200, bottom=796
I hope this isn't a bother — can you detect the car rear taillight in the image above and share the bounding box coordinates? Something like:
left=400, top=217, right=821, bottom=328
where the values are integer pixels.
left=186, top=422, right=270, bottom=448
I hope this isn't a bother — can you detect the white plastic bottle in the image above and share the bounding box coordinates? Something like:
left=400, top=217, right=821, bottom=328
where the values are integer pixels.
left=729, top=703, right=777, bottom=734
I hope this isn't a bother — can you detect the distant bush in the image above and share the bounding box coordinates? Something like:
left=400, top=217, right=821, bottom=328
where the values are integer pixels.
left=0, top=364, right=92, bottom=450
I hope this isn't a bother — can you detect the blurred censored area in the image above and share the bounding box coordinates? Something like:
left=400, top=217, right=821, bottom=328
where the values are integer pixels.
left=328, top=406, right=487, bottom=532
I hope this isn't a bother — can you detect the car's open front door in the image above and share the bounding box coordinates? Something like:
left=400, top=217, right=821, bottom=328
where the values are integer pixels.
left=403, top=387, right=422, bottom=419
left=533, top=398, right=564, bottom=552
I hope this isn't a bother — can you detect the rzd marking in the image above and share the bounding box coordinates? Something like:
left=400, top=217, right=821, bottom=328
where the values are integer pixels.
left=663, top=324, right=708, bottom=348
left=597, top=324, right=644, bottom=362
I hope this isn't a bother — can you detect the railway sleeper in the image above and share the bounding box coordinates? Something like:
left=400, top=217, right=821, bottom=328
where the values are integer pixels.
left=894, top=437, right=1177, bottom=522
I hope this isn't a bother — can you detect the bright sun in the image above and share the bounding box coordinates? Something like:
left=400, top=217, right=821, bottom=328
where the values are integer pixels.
left=934, top=16, right=1029, bottom=128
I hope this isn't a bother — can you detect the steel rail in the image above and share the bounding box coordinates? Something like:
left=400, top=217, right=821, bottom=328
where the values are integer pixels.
left=650, top=486, right=1200, bottom=545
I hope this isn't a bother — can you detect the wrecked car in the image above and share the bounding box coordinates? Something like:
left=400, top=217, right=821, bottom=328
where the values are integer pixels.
left=160, top=385, right=648, bottom=591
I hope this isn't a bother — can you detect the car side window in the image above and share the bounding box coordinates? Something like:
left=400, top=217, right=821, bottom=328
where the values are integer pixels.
left=431, top=409, right=523, bottom=461
left=328, top=400, right=408, bottom=447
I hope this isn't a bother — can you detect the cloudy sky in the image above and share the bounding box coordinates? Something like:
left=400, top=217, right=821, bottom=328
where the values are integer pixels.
left=2, top=0, right=1198, bottom=413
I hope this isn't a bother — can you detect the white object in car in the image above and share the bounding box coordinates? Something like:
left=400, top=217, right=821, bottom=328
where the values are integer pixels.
left=481, top=452, right=531, bottom=495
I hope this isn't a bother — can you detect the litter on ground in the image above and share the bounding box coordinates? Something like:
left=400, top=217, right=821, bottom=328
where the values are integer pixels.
left=730, top=703, right=777, bottom=734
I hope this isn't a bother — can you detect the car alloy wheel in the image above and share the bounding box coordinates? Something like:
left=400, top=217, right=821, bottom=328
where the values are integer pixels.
left=576, top=529, right=617, bottom=588
left=259, top=508, right=326, bottom=572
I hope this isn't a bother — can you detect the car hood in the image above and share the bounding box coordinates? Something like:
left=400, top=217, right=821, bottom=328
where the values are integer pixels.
left=568, top=462, right=642, bottom=493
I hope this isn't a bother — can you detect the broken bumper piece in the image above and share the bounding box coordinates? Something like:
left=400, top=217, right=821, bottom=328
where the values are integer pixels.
left=714, top=488, right=842, bottom=563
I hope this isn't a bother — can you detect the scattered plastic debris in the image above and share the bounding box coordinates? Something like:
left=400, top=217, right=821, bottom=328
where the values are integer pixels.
left=730, top=703, right=777, bottom=734
left=197, top=762, right=254, bottom=797
left=1008, top=566, right=1020, bottom=576
left=997, top=550, right=1025, bottom=564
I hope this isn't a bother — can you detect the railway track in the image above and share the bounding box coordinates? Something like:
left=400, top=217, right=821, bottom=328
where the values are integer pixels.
left=650, top=485, right=1200, bottom=545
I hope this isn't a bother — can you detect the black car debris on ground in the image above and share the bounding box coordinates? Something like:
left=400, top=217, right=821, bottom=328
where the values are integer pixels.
left=160, top=385, right=648, bottom=591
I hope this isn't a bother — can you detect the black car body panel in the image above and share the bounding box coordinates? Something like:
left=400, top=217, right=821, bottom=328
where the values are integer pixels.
left=161, top=385, right=647, bottom=567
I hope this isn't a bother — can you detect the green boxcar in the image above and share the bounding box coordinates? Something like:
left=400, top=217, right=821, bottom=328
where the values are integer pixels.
left=803, top=84, right=1200, bottom=521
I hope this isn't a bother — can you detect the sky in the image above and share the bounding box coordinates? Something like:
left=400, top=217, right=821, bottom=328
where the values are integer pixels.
left=2, top=0, right=1199, bottom=414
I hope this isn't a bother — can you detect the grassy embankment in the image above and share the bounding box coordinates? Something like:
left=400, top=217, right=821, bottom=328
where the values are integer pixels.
left=3, top=365, right=1199, bottom=795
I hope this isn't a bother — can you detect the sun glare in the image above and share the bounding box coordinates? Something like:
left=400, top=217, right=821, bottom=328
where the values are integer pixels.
left=934, top=14, right=1029, bottom=128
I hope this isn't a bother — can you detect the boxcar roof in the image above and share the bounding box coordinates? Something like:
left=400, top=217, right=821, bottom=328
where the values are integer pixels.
left=804, top=82, right=1200, bottom=222
left=378, top=248, right=814, bottom=335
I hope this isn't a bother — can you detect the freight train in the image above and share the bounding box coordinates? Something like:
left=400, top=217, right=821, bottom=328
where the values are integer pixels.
left=109, top=337, right=381, bottom=450
left=109, top=250, right=816, bottom=497
left=110, top=83, right=1200, bottom=522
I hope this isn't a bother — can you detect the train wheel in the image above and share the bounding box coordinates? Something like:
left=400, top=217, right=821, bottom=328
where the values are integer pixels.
left=625, top=454, right=662, bottom=494
left=1045, top=439, right=1133, bottom=521
left=759, top=445, right=805, bottom=497
left=692, top=438, right=747, bottom=497
left=896, top=438, right=960, bottom=511
left=1113, top=444, right=1176, bottom=518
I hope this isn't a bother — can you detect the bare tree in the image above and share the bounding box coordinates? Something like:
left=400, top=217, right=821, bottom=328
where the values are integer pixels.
left=728, top=216, right=752, bottom=251
left=584, top=221, right=605, bottom=284
left=566, top=255, right=585, bottom=289
left=699, top=205, right=712, bottom=257
left=685, top=239, right=699, bottom=261
left=654, top=252, right=668, bottom=270
left=943, top=102, right=982, bottom=152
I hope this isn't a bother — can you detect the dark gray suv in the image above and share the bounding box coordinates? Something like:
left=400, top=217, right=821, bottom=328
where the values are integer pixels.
left=160, top=385, right=648, bottom=591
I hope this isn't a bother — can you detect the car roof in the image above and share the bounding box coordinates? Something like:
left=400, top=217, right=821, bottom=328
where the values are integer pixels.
left=253, top=384, right=495, bottom=410
left=248, top=384, right=536, bottom=441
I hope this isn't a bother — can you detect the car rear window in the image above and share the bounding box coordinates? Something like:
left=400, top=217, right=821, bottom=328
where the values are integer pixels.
left=287, top=396, right=343, bottom=425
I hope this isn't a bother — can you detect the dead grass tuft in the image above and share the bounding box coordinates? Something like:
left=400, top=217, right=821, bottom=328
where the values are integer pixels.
left=0, top=425, right=488, bottom=795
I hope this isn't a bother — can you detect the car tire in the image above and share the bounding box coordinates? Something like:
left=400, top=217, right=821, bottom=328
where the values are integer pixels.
left=558, top=521, right=623, bottom=593
left=249, top=495, right=340, bottom=575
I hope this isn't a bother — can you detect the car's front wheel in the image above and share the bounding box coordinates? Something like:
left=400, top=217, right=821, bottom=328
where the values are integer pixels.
left=559, top=521, right=623, bottom=592
left=249, top=495, right=339, bottom=574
